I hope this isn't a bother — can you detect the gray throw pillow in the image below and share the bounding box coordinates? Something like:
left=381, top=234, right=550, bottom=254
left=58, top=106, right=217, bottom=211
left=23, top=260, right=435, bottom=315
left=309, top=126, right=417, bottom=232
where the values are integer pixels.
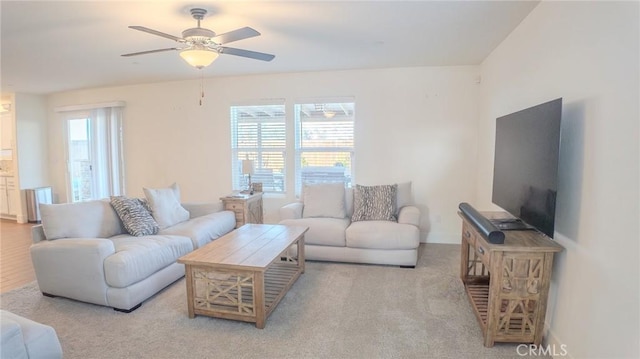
left=351, top=184, right=398, bottom=222
left=110, top=196, right=159, bottom=236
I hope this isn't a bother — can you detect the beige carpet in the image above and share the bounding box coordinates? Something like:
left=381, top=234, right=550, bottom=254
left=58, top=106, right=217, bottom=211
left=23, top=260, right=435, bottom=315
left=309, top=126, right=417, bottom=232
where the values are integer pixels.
left=0, top=244, right=544, bottom=358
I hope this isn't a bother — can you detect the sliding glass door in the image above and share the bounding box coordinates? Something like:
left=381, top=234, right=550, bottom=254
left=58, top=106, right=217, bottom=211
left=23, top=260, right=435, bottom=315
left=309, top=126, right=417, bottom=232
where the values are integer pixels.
left=67, top=116, right=96, bottom=202
left=64, top=106, right=124, bottom=202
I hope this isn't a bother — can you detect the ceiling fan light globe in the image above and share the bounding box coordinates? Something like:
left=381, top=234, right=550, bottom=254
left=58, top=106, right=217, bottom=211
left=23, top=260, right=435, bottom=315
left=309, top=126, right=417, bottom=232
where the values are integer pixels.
left=179, top=49, right=219, bottom=68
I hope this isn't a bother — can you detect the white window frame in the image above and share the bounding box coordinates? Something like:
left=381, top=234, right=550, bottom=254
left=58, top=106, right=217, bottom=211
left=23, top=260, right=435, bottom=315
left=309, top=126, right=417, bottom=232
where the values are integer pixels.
left=230, top=101, right=286, bottom=193
left=294, top=99, right=355, bottom=195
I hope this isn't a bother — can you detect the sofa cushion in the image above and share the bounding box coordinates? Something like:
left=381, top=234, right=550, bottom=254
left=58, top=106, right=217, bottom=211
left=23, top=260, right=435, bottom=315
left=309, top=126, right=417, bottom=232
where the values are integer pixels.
left=160, top=211, right=236, bottom=249
left=346, top=221, right=419, bottom=250
left=40, top=199, right=125, bottom=240
left=110, top=196, right=159, bottom=236
left=143, top=183, right=190, bottom=229
left=302, top=183, right=346, bottom=219
left=279, top=217, right=350, bottom=246
left=104, top=234, right=193, bottom=288
left=351, top=184, right=397, bottom=222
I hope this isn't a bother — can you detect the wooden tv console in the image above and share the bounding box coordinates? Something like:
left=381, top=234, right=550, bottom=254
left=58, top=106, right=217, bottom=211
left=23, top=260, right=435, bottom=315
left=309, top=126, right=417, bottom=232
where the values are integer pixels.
left=459, top=212, right=563, bottom=347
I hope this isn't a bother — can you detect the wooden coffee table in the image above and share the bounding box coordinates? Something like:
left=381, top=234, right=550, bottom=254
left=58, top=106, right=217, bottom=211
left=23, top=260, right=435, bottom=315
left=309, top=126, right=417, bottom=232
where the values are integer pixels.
left=177, top=224, right=308, bottom=328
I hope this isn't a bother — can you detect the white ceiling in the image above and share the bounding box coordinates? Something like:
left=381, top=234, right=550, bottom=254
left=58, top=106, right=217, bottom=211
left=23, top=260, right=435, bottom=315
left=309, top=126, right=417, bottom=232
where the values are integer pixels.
left=0, top=1, right=539, bottom=95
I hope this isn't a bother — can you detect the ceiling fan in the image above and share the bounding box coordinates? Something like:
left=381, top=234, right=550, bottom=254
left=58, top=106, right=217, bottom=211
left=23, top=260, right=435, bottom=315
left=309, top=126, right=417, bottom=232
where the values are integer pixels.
left=122, top=8, right=275, bottom=69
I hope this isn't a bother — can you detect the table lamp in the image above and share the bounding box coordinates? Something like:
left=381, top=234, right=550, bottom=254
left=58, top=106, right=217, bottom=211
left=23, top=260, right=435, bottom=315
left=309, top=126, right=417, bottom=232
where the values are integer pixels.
left=242, top=159, right=254, bottom=193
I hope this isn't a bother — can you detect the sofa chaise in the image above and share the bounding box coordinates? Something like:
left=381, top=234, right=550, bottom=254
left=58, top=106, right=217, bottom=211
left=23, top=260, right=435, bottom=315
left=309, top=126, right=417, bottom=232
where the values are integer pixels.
left=30, top=186, right=236, bottom=312
left=279, top=182, right=420, bottom=267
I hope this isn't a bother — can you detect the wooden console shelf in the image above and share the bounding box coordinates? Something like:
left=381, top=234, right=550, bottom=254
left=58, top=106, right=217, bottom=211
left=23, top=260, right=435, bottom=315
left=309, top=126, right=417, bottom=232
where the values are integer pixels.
left=459, top=212, right=563, bottom=347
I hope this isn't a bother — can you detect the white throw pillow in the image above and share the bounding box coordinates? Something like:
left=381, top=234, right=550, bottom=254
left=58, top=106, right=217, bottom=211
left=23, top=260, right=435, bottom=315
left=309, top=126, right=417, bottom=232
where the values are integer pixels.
left=302, top=183, right=346, bottom=219
left=143, top=183, right=190, bottom=229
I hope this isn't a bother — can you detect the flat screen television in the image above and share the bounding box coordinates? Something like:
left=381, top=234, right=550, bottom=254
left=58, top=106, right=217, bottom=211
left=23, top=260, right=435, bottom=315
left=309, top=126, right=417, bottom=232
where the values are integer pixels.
left=491, top=98, right=562, bottom=238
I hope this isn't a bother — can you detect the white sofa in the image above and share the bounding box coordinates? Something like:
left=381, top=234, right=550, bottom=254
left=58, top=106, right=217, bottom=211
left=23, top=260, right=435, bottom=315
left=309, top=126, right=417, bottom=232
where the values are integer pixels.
left=30, top=198, right=235, bottom=312
left=0, top=310, right=63, bottom=359
left=279, top=183, right=420, bottom=267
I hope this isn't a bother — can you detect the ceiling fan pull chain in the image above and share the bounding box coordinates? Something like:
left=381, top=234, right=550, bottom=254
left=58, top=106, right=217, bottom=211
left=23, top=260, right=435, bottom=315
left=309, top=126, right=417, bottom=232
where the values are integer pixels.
left=199, top=70, right=204, bottom=106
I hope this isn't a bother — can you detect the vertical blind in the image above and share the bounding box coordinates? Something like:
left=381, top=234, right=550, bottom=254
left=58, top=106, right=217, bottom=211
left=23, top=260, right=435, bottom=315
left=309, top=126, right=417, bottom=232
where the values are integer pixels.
left=230, top=103, right=286, bottom=192
left=294, top=101, right=355, bottom=195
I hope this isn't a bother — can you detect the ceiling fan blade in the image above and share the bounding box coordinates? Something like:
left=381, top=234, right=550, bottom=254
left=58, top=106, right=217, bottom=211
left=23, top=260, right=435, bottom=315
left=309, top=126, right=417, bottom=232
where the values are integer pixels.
left=213, top=27, right=260, bottom=44
left=220, top=47, right=275, bottom=62
left=129, top=26, right=183, bottom=42
left=121, top=48, right=179, bottom=57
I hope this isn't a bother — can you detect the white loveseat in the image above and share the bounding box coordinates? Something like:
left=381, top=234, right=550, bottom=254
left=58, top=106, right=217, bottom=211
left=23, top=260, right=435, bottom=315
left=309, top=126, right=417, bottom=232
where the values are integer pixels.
left=279, top=182, right=420, bottom=267
left=30, top=195, right=235, bottom=312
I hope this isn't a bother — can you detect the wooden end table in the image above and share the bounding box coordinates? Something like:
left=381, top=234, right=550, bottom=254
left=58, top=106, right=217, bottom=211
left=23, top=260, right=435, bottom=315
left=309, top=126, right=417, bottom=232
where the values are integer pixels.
left=177, top=224, right=308, bottom=328
left=220, top=193, right=263, bottom=228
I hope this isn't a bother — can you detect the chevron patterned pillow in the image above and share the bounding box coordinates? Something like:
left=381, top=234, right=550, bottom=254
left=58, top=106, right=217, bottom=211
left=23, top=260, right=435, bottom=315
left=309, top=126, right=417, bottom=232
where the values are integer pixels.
left=351, top=184, right=397, bottom=222
left=110, top=196, right=159, bottom=236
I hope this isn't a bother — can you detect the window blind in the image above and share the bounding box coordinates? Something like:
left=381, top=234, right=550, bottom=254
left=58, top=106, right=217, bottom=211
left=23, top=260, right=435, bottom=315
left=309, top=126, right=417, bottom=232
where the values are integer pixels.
left=230, top=103, right=286, bottom=192
left=294, top=101, right=355, bottom=195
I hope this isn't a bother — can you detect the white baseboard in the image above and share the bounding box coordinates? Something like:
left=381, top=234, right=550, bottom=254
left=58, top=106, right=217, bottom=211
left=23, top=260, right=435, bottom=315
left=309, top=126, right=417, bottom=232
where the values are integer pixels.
left=422, top=231, right=460, bottom=244
left=545, top=325, right=572, bottom=358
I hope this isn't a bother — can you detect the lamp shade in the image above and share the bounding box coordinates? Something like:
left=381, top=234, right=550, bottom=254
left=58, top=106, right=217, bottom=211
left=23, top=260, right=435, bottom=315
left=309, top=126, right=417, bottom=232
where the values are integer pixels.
left=242, top=159, right=254, bottom=175
left=179, top=49, right=219, bottom=69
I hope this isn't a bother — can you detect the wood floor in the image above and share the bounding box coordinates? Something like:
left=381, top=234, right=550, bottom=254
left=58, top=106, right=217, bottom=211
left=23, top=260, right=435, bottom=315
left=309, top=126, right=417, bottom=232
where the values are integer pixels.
left=0, top=219, right=37, bottom=293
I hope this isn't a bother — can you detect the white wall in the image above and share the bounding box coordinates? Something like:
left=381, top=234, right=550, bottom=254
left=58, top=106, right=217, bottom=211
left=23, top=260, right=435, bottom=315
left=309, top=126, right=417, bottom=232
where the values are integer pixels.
left=479, top=2, right=639, bottom=358
left=46, top=66, right=480, bottom=243
left=15, top=93, right=49, bottom=189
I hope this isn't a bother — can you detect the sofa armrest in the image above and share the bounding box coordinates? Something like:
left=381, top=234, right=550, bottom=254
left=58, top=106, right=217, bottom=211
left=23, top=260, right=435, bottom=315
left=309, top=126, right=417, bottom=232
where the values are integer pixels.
left=279, top=202, right=304, bottom=220
left=32, top=225, right=46, bottom=244
left=30, top=238, right=116, bottom=306
left=181, top=202, right=223, bottom=219
left=398, top=205, right=420, bottom=227
left=0, top=310, right=63, bottom=359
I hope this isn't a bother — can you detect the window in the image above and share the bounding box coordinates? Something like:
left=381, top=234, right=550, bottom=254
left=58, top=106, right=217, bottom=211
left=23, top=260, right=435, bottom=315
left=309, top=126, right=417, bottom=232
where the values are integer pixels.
left=230, top=103, right=286, bottom=193
left=294, top=101, right=355, bottom=195
left=59, top=103, right=125, bottom=202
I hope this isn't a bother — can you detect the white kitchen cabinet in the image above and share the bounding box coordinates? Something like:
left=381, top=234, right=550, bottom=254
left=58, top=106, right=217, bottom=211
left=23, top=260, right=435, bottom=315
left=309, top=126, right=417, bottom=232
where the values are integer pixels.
left=7, top=177, right=17, bottom=215
left=0, top=177, right=8, bottom=215
left=0, top=176, right=17, bottom=216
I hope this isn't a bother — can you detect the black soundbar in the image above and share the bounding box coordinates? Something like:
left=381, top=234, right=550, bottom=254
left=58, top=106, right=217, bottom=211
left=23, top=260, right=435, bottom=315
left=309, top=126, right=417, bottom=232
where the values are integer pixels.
left=458, top=202, right=505, bottom=244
